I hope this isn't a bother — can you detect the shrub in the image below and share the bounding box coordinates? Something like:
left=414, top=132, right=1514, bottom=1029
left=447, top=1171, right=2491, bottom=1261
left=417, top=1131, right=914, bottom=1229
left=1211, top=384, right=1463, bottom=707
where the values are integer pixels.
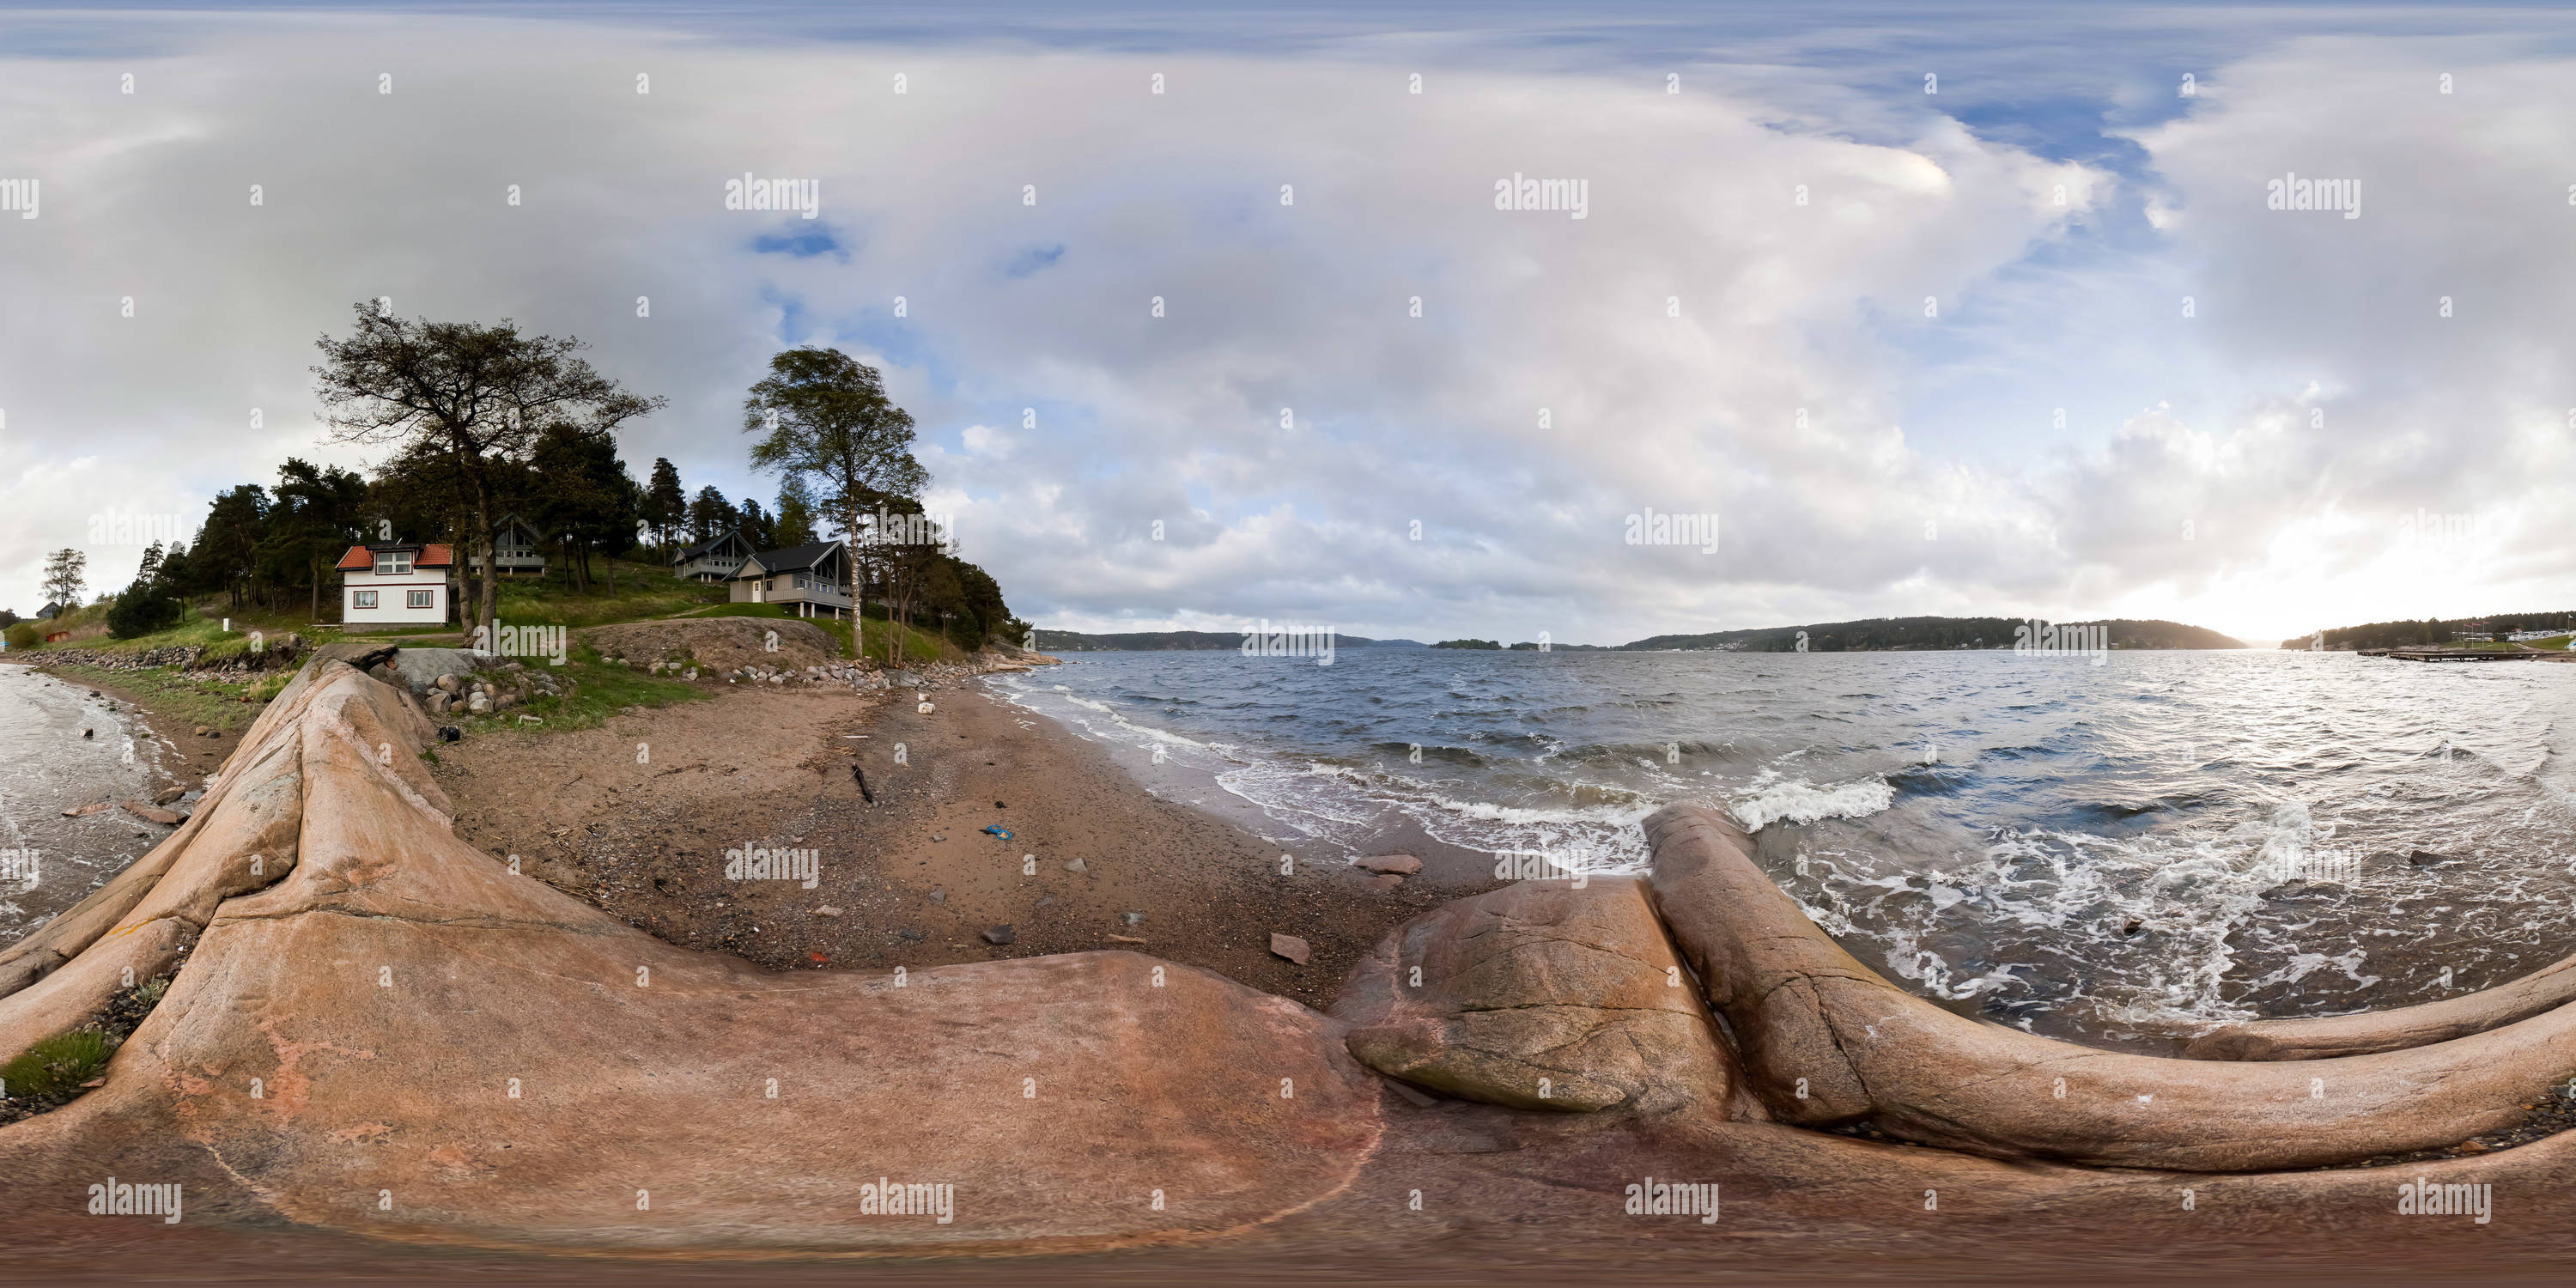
left=106, top=586, right=184, bottom=639
left=3, top=622, right=35, bottom=651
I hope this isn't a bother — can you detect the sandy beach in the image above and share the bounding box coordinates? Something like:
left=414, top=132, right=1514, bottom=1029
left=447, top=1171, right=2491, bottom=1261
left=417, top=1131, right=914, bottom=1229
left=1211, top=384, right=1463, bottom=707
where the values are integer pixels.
left=418, top=673, right=1486, bottom=1009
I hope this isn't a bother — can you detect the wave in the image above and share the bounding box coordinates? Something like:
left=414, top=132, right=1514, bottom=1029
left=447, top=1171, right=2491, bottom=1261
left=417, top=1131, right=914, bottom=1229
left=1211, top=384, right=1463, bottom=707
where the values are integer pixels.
left=1727, top=769, right=1897, bottom=831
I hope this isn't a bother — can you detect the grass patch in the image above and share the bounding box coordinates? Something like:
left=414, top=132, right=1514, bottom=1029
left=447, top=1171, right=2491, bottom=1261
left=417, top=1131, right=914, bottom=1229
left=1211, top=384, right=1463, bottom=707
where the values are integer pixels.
left=44, top=661, right=270, bottom=733
left=9, top=604, right=313, bottom=659
left=489, top=560, right=730, bottom=629
left=1, top=973, right=178, bottom=1122
left=0, top=1030, right=117, bottom=1104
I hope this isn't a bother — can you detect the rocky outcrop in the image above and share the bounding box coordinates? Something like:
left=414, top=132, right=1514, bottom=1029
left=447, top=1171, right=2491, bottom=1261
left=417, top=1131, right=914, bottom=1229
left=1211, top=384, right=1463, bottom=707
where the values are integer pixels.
left=0, top=659, right=1383, bottom=1253
left=582, top=617, right=839, bottom=674
left=1645, top=803, right=2576, bottom=1171
left=1334, top=877, right=1742, bottom=1118
left=2184, top=950, right=2576, bottom=1060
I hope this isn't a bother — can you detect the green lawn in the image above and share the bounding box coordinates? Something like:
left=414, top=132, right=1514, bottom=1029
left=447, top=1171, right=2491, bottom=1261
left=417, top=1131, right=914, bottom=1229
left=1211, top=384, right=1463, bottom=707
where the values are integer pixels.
left=41, top=660, right=274, bottom=734
left=488, top=559, right=731, bottom=629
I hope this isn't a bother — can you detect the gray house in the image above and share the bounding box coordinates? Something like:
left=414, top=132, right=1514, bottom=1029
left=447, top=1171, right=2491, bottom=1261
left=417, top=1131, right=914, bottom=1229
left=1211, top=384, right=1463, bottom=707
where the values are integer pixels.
left=673, top=529, right=754, bottom=583
left=467, top=514, right=550, bottom=577
left=729, top=542, right=853, bottom=619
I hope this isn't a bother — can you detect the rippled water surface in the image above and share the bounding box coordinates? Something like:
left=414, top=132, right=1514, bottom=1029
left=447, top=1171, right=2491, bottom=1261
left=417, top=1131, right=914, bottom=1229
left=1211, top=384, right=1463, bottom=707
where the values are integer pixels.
left=0, top=664, right=173, bottom=945
left=997, top=648, right=2576, bottom=1043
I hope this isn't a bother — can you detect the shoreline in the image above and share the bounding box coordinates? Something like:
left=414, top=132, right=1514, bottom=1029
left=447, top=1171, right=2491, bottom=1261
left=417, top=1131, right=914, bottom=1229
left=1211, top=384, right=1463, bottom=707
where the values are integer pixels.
left=421, top=669, right=1500, bottom=1009
left=4, top=653, right=2576, bottom=1278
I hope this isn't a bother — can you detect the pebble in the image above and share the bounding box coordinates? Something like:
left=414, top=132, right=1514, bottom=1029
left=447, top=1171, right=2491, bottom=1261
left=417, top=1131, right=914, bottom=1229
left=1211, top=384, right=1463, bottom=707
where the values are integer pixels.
left=981, top=924, right=1015, bottom=945
left=1063, top=857, right=1087, bottom=873
left=1269, top=933, right=1312, bottom=965
left=814, top=906, right=844, bottom=917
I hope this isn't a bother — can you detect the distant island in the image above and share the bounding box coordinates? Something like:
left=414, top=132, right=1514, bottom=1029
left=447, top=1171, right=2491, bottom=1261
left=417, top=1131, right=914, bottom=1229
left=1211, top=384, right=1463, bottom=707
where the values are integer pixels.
left=1034, top=629, right=1426, bottom=652
left=1040, top=616, right=2245, bottom=653
left=2282, top=612, right=2576, bottom=651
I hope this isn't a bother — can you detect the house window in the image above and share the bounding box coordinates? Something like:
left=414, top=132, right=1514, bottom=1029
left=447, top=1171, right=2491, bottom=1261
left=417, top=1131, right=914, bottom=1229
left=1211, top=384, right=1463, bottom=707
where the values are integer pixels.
left=352, top=590, right=379, bottom=609
left=407, top=590, right=435, bottom=609
left=374, top=552, right=413, bottom=576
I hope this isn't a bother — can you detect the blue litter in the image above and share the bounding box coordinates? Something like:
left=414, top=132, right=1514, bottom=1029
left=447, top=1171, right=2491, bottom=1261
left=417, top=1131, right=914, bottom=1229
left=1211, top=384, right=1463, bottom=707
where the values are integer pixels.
left=981, top=826, right=1014, bottom=841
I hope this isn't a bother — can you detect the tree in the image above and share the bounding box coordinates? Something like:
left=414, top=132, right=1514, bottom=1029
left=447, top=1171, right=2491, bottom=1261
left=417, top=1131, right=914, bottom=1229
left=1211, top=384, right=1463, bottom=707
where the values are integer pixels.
left=313, top=303, right=664, bottom=634
left=191, top=485, right=271, bottom=611
left=264, top=458, right=370, bottom=621
left=529, top=424, right=641, bottom=594
left=643, top=457, right=686, bottom=550
left=40, top=549, right=86, bottom=608
left=741, top=348, right=927, bottom=607
left=688, top=485, right=735, bottom=544
left=738, top=497, right=776, bottom=550
left=107, top=540, right=184, bottom=638
left=774, top=474, right=819, bottom=548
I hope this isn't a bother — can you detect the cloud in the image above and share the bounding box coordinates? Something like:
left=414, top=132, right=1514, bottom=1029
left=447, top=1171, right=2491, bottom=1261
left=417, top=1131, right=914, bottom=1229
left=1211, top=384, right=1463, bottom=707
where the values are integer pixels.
left=0, top=17, right=2565, bottom=644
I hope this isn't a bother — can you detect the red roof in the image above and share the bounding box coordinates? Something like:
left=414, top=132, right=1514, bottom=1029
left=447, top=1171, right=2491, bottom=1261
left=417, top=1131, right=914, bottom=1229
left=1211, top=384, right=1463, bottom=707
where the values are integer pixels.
left=337, top=544, right=456, bottom=571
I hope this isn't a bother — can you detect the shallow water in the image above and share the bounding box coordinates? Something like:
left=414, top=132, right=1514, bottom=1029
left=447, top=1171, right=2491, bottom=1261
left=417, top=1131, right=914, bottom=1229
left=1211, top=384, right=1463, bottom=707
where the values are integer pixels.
left=995, top=648, right=2576, bottom=1044
left=0, top=664, right=177, bottom=945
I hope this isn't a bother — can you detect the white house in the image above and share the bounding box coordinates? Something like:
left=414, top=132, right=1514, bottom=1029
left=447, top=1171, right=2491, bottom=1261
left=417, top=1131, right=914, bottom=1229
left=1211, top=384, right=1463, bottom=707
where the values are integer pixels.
left=337, top=542, right=456, bottom=627
left=729, top=541, right=853, bottom=619
left=467, top=515, right=550, bottom=577
left=673, top=529, right=754, bottom=583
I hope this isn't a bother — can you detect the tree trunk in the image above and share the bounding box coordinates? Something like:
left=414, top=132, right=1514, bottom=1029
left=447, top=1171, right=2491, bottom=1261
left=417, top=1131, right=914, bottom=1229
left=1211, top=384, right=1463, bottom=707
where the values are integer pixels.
left=310, top=557, right=321, bottom=623
left=467, top=473, right=496, bottom=636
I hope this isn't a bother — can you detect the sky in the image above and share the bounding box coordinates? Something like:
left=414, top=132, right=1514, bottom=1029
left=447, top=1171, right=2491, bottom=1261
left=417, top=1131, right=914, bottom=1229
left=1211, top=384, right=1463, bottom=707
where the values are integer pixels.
left=4, top=2, right=2575, bottom=647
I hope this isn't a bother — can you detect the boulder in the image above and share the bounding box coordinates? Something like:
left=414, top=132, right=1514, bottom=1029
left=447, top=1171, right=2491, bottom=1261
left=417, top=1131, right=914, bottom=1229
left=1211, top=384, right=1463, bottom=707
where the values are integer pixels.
left=1334, top=876, right=1738, bottom=1116
left=1354, top=854, right=1422, bottom=876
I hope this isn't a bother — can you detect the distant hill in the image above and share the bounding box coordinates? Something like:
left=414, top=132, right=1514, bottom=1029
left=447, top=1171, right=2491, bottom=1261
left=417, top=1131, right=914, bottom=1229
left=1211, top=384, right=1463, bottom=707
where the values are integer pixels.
left=1620, top=617, right=2245, bottom=653
left=1033, top=629, right=1426, bottom=652
left=1038, top=617, right=2243, bottom=653
left=2281, top=611, right=2576, bottom=651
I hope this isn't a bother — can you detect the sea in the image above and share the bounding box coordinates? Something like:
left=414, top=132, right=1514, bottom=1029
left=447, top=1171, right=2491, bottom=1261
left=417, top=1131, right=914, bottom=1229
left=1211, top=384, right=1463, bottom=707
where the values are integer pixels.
left=993, top=647, right=2576, bottom=1046
left=0, top=663, right=181, bottom=946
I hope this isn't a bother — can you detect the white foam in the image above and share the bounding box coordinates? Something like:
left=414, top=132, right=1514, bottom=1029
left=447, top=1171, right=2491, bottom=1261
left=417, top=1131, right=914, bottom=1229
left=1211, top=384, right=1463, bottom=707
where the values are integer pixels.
left=1727, top=769, right=1897, bottom=831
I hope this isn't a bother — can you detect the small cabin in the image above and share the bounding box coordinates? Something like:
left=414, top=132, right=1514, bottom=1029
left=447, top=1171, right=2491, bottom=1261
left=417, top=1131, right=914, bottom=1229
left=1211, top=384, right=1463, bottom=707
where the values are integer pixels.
left=336, top=542, right=456, bottom=627
left=673, top=529, right=754, bottom=583
left=730, top=542, right=853, bottom=619
left=468, top=515, right=550, bottom=577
